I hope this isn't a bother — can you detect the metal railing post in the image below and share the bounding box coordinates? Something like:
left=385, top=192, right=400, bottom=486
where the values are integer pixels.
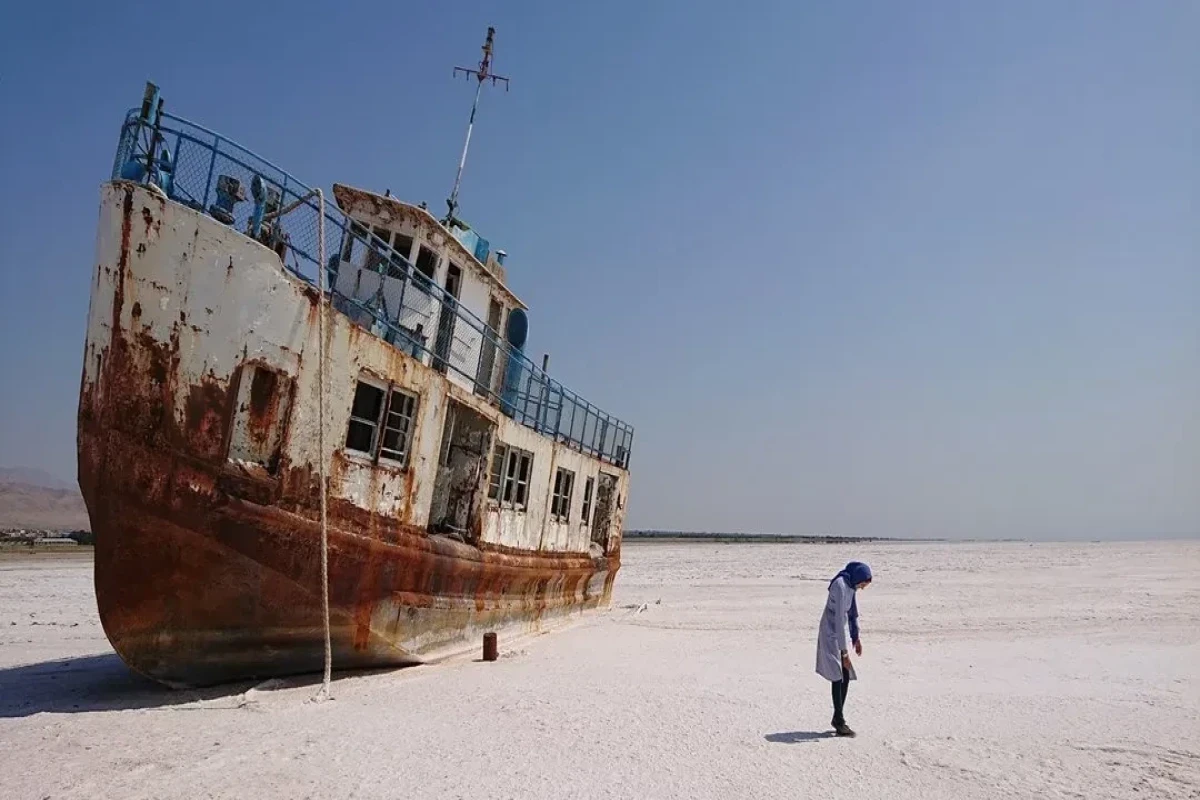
left=201, top=134, right=219, bottom=212
left=552, top=383, right=564, bottom=442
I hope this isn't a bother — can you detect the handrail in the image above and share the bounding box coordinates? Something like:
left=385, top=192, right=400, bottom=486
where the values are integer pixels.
left=112, top=108, right=633, bottom=468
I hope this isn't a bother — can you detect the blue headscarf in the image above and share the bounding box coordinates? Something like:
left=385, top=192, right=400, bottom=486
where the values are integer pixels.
left=829, top=561, right=872, bottom=644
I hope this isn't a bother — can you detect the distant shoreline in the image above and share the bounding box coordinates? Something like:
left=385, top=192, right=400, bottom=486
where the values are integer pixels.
left=621, top=532, right=1191, bottom=544
left=621, top=531, right=947, bottom=544
left=0, top=545, right=94, bottom=561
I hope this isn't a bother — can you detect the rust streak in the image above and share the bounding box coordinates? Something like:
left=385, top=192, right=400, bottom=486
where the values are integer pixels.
left=246, top=367, right=280, bottom=449
left=183, top=378, right=230, bottom=462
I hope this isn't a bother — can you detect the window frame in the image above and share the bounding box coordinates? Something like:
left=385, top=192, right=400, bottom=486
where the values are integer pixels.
left=343, top=376, right=419, bottom=468
left=377, top=387, right=418, bottom=466
left=389, top=232, right=415, bottom=277
left=414, top=244, right=440, bottom=282
left=580, top=476, right=594, bottom=527
left=343, top=221, right=368, bottom=262
left=365, top=225, right=392, bottom=271
left=513, top=450, right=532, bottom=509
left=488, top=448, right=505, bottom=502
left=344, top=378, right=387, bottom=457
left=551, top=467, right=575, bottom=523
left=392, top=232, right=415, bottom=264
left=488, top=443, right=534, bottom=512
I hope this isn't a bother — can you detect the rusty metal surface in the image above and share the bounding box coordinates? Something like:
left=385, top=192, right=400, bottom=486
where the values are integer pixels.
left=78, top=182, right=624, bottom=688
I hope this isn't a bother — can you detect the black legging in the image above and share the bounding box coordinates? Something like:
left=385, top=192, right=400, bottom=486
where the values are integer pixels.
left=831, top=664, right=850, bottom=726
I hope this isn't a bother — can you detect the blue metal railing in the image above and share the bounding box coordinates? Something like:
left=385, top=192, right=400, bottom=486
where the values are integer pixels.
left=112, top=108, right=633, bottom=468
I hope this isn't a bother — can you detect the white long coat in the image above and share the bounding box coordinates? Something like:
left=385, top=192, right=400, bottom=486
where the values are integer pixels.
left=815, top=578, right=858, bottom=682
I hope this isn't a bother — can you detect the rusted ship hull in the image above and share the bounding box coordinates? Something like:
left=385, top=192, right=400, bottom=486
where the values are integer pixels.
left=78, top=180, right=625, bottom=688
left=79, top=455, right=614, bottom=688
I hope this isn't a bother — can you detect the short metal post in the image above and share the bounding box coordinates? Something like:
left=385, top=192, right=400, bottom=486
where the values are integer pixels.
left=483, top=632, right=498, bottom=662
left=202, top=134, right=219, bottom=210
left=538, top=354, right=550, bottom=432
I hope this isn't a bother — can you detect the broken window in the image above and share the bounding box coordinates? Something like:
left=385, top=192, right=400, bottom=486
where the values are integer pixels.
left=488, top=444, right=533, bottom=510
left=392, top=233, right=414, bottom=264
left=345, top=381, right=386, bottom=454
left=514, top=451, right=532, bottom=508
left=488, top=448, right=504, bottom=501
left=387, top=233, right=415, bottom=279
left=365, top=226, right=391, bottom=271
left=415, top=245, right=439, bottom=283
left=378, top=388, right=418, bottom=465
left=475, top=297, right=504, bottom=396
left=551, top=467, right=575, bottom=523
left=502, top=449, right=518, bottom=503
left=344, top=378, right=419, bottom=465
left=342, top=221, right=368, bottom=262
left=580, top=476, right=594, bottom=526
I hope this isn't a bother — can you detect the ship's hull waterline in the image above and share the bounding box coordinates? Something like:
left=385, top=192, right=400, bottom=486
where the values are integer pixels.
left=78, top=181, right=620, bottom=688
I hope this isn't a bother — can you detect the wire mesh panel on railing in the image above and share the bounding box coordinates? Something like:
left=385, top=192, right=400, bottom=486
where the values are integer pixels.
left=112, top=109, right=634, bottom=468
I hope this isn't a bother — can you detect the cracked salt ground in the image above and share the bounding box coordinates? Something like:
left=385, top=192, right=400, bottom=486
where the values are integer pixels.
left=1, top=540, right=1198, bottom=800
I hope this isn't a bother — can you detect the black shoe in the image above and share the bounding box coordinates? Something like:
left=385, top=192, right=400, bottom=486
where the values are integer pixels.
left=834, top=723, right=856, bottom=737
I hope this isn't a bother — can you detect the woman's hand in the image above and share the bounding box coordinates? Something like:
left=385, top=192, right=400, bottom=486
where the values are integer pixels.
left=841, top=652, right=853, bottom=670
left=854, top=640, right=863, bottom=657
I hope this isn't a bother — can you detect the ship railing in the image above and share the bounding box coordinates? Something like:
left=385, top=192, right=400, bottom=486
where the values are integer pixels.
left=111, top=108, right=633, bottom=469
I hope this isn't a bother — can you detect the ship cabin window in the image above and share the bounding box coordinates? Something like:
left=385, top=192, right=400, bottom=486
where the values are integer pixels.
left=415, top=244, right=439, bottom=285
left=365, top=226, right=389, bottom=270
left=344, top=379, right=419, bottom=466
left=488, top=444, right=533, bottom=511
left=391, top=233, right=414, bottom=268
left=342, top=221, right=368, bottom=262
left=344, top=381, right=384, bottom=453
left=580, top=476, right=594, bottom=526
left=362, top=228, right=414, bottom=279
left=551, top=468, right=575, bottom=523
left=378, top=390, right=418, bottom=463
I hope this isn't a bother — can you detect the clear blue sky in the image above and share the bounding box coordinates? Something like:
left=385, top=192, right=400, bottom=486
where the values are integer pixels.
left=1, top=1, right=1196, bottom=539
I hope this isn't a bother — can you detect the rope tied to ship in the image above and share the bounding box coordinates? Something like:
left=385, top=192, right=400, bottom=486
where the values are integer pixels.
left=311, top=189, right=333, bottom=702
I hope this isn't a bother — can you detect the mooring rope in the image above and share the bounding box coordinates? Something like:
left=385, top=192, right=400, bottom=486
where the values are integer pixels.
left=314, top=189, right=333, bottom=701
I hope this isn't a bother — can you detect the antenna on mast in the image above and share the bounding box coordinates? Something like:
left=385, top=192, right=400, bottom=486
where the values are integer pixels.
left=445, top=26, right=510, bottom=225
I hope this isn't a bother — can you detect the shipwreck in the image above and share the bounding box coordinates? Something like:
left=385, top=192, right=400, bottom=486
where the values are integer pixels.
left=77, top=30, right=633, bottom=687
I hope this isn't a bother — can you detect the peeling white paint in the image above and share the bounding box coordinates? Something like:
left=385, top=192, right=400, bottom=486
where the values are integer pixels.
left=87, top=181, right=629, bottom=555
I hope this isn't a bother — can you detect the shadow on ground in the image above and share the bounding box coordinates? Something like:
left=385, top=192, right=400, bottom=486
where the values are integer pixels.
left=764, top=730, right=835, bottom=744
left=0, top=653, right=389, bottom=718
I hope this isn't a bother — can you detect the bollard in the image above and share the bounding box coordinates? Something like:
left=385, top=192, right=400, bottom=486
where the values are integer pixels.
left=482, top=632, right=498, bottom=662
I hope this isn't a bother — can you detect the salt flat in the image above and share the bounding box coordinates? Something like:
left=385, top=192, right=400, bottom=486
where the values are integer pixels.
left=1, top=541, right=1198, bottom=799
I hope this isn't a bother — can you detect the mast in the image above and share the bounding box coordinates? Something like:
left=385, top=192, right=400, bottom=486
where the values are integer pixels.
left=445, top=26, right=510, bottom=226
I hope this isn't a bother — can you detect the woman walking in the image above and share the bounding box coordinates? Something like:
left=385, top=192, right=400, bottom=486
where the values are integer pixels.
left=816, top=561, right=873, bottom=737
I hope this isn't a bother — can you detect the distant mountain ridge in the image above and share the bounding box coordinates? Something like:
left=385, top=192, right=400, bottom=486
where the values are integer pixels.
left=0, top=467, right=75, bottom=491
left=0, top=467, right=87, bottom=530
